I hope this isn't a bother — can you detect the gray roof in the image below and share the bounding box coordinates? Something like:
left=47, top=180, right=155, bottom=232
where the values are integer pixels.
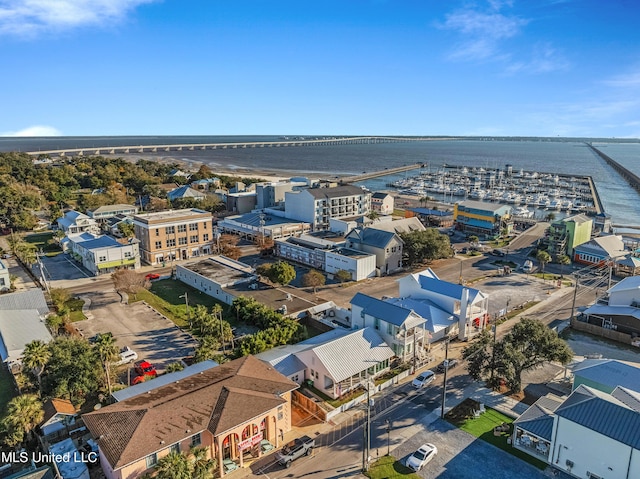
left=572, top=359, right=640, bottom=393
left=385, top=297, right=455, bottom=334
left=371, top=192, right=391, bottom=199
left=0, top=289, right=49, bottom=316
left=88, top=204, right=137, bottom=215
left=369, top=217, right=425, bottom=234
left=347, top=228, right=399, bottom=249
left=112, top=360, right=219, bottom=402
left=608, top=275, right=640, bottom=294
left=612, top=386, right=640, bottom=412
left=308, top=328, right=394, bottom=383
left=167, top=185, right=206, bottom=201
left=0, top=309, right=53, bottom=362
left=351, top=293, right=425, bottom=328
left=556, top=385, right=640, bottom=449
left=575, top=235, right=626, bottom=258
left=514, top=394, right=563, bottom=440
left=417, top=274, right=485, bottom=303
left=305, top=185, right=366, bottom=200
left=456, top=200, right=510, bottom=213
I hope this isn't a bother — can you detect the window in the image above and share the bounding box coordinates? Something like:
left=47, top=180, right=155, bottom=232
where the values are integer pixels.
left=179, top=237, right=188, bottom=245
left=191, top=433, right=201, bottom=447
left=291, top=374, right=298, bottom=382
left=178, top=224, right=187, bottom=233
left=169, top=443, right=180, bottom=454
left=387, top=323, right=393, bottom=335
left=155, top=228, right=159, bottom=236
left=0, top=278, right=5, bottom=286
left=155, top=241, right=162, bottom=249
left=189, top=223, right=199, bottom=231
left=190, top=235, right=198, bottom=244
left=165, top=226, right=175, bottom=235
left=98, top=256, right=106, bottom=262
left=167, top=239, right=176, bottom=247
left=124, top=252, right=131, bottom=258
left=145, top=453, right=158, bottom=468
left=203, top=233, right=209, bottom=241
left=277, top=405, right=284, bottom=420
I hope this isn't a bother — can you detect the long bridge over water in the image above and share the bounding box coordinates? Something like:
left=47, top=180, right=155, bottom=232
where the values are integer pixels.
left=587, top=143, right=640, bottom=193
left=24, top=136, right=456, bottom=158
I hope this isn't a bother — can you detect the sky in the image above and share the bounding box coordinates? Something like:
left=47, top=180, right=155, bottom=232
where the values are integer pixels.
left=1, top=0, right=639, bottom=138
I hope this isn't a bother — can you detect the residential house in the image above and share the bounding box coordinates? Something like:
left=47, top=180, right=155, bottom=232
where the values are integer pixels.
left=345, top=227, right=404, bottom=275
left=371, top=192, right=394, bottom=215
left=87, top=204, right=139, bottom=221
left=573, top=234, right=627, bottom=265
left=284, top=185, right=371, bottom=230
left=132, top=208, right=213, bottom=265
left=615, top=255, right=640, bottom=277
left=384, top=296, right=457, bottom=342
left=167, top=185, right=207, bottom=202
left=0, top=259, right=10, bottom=291
left=39, top=398, right=78, bottom=443
left=547, top=214, right=593, bottom=259
left=56, top=210, right=100, bottom=236
left=0, top=288, right=49, bottom=316
left=105, top=214, right=135, bottom=237
left=191, top=178, right=221, bottom=191
left=513, top=385, right=640, bottom=479
left=350, top=293, right=427, bottom=363
left=398, top=268, right=489, bottom=340
left=256, top=327, right=394, bottom=400
left=580, top=276, right=640, bottom=337
left=83, top=355, right=298, bottom=479
left=66, top=234, right=140, bottom=275
left=368, top=217, right=426, bottom=235
left=453, top=200, right=512, bottom=238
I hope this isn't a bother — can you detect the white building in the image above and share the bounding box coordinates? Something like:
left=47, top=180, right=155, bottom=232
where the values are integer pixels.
left=325, top=248, right=376, bottom=281
left=284, top=185, right=371, bottom=230
left=0, top=259, right=10, bottom=292
left=56, top=210, right=100, bottom=235
left=371, top=192, right=394, bottom=215
left=219, top=211, right=310, bottom=240
left=66, top=234, right=141, bottom=275
left=345, top=227, right=404, bottom=275
left=87, top=204, right=139, bottom=221
left=581, top=275, right=640, bottom=337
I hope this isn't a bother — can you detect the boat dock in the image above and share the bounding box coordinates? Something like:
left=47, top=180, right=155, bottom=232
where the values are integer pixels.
left=586, top=176, right=604, bottom=215
left=339, top=164, right=423, bottom=184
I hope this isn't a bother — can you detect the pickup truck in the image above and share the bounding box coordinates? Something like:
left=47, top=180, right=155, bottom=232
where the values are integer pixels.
left=275, top=435, right=314, bottom=468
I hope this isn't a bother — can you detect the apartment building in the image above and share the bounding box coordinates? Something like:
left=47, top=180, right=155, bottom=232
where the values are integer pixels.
left=132, top=209, right=213, bottom=265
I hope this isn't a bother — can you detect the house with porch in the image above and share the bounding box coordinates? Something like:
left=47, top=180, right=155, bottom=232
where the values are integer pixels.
left=580, top=275, right=640, bottom=337
left=82, top=356, right=298, bottom=479
left=56, top=210, right=100, bottom=236
left=513, top=385, right=640, bottom=479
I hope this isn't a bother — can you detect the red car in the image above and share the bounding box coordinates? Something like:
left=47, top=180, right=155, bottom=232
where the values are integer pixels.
left=134, top=361, right=157, bottom=378
left=145, top=273, right=160, bottom=281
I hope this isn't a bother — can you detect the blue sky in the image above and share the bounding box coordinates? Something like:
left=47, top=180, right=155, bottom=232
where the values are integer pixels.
left=1, top=0, right=639, bottom=137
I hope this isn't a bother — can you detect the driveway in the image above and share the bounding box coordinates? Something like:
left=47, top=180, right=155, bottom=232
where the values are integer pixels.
left=73, top=290, right=197, bottom=373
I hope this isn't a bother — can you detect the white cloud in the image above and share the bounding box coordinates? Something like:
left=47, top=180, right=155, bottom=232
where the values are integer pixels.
left=505, top=42, right=569, bottom=75
left=1, top=125, right=62, bottom=136
left=0, top=0, right=155, bottom=37
left=602, top=71, right=640, bottom=89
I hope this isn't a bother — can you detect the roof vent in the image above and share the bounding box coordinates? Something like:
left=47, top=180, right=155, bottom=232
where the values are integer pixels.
left=186, top=429, right=191, bottom=433
left=160, top=440, right=165, bottom=445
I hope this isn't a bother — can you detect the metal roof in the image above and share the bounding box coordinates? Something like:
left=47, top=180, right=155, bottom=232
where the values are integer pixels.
left=608, top=275, right=640, bottom=293
left=0, top=289, right=49, bottom=316
left=308, top=328, right=394, bottom=383
left=385, top=297, right=454, bottom=334
left=112, top=360, right=219, bottom=402
left=0, top=309, right=53, bottom=362
left=572, top=359, right=640, bottom=393
left=347, top=228, right=398, bottom=249
left=409, top=208, right=453, bottom=217
left=456, top=200, right=511, bottom=214
left=73, top=235, right=122, bottom=250
left=369, top=217, right=426, bottom=234
left=556, top=385, right=640, bottom=450
left=417, top=275, right=485, bottom=303
left=167, top=186, right=206, bottom=201
left=351, top=293, right=420, bottom=327
left=305, top=185, right=366, bottom=199
left=514, top=394, right=563, bottom=441
left=612, top=386, right=640, bottom=412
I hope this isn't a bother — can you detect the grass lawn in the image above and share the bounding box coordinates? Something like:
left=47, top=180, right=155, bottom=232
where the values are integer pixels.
left=365, top=455, right=420, bottom=479
left=446, top=399, right=547, bottom=470
left=0, top=365, right=17, bottom=418
left=130, top=279, right=231, bottom=328
left=23, top=231, right=62, bottom=257
left=65, top=297, right=86, bottom=322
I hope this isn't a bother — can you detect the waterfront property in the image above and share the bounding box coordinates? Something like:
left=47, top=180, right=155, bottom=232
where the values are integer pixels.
left=573, top=234, right=626, bottom=265
left=547, top=214, right=592, bottom=259
left=371, top=192, right=394, bottom=215
left=453, top=200, right=512, bottom=238
left=83, top=356, right=298, bottom=479
left=132, top=208, right=213, bottom=265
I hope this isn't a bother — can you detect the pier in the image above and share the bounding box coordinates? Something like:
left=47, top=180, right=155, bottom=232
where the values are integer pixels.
left=338, top=164, right=423, bottom=184
left=586, top=176, right=604, bottom=215
left=587, top=143, right=640, bottom=193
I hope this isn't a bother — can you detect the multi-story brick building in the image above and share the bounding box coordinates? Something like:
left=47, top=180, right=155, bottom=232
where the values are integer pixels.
left=132, top=208, right=213, bottom=265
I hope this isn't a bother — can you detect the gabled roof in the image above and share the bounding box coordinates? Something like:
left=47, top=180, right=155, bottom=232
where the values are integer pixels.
left=0, top=309, right=53, bottom=362
left=307, top=328, right=394, bottom=383
left=83, top=355, right=297, bottom=470
left=73, top=235, right=122, bottom=251
left=0, top=289, right=49, bottom=316
left=555, top=385, right=640, bottom=449
left=608, top=275, right=640, bottom=294
left=385, top=297, right=455, bottom=334
left=371, top=192, right=391, bottom=199
left=612, top=386, right=640, bottom=412
left=572, top=359, right=640, bottom=393
left=346, top=228, right=400, bottom=249
left=167, top=185, right=206, bottom=201
left=417, top=275, right=485, bottom=303
left=616, top=255, right=640, bottom=268
left=351, top=293, right=425, bottom=328
left=369, top=217, right=425, bottom=234
left=514, top=394, right=563, bottom=440
left=88, top=204, right=137, bottom=215
left=42, top=398, right=76, bottom=425
left=575, top=235, right=626, bottom=258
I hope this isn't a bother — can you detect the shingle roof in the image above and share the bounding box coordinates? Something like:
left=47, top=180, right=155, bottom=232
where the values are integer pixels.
left=572, top=359, right=640, bottom=393
left=82, top=356, right=297, bottom=470
left=42, top=398, right=77, bottom=425
left=167, top=185, right=206, bottom=201
left=308, top=328, right=394, bottom=383
left=555, top=385, right=640, bottom=449
left=0, top=289, right=49, bottom=316
left=351, top=293, right=423, bottom=327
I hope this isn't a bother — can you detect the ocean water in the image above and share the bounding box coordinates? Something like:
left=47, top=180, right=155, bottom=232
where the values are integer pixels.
left=1, top=137, right=639, bottom=226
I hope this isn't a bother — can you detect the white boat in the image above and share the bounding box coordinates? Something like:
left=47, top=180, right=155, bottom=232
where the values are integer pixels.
left=514, top=206, right=533, bottom=218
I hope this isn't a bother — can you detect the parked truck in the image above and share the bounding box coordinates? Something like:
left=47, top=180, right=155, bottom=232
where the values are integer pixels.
left=275, top=435, right=315, bottom=468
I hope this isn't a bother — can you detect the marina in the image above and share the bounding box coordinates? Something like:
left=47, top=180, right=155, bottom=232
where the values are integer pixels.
left=386, top=164, right=600, bottom=218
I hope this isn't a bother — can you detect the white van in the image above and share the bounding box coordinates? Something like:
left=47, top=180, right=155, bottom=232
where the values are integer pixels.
left=523, top=260, right=534, bottom=273
left=115, top=346, right=138, bottom=365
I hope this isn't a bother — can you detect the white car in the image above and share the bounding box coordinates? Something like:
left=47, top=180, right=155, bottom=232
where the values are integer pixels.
left=115, top=346, right=138, bottom=365
left=412, top=370, right=435, bottom=389
left=406, top=443, right=438, bottom=471
left=522, top=260, right=534, bottom=273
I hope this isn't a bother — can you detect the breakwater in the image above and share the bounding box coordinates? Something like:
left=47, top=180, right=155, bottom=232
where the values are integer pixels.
left=588, top=143, right=640, bottom=193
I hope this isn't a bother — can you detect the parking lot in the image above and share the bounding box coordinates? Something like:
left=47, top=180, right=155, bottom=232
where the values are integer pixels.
left=73, top=290, right=197, bottom=374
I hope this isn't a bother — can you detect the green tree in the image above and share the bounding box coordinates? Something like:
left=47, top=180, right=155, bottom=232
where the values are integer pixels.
left=1, top=394, right=44, bottom=447
left=335, top=269, right=352, bottom=283
left=267, top=261, right=296, bottom=286
left=94, top=333, right=118, bottom=395
left=194, top=336, right=221, bottom=363
left=154, top=451, right=191, bottom=479
left=557, top=254, right=571, bottom=277
left=190, top=446, right=216, bottom=479
left=302, top=269, right=326, bottom=293
left=545, top=212, right=556, bottom=222
left=116, top=222, right=135, bottom=238
left=366, top=210, right=380, bottom=222
left=468, top=235, right=479, bottom=245
left=536, top=250, right=552, bottom=280
left=49, top=288, right=71, bottom=314
left=463, top=318, right=572, bottom=393
left=400, top=229, right=453, bottom=266
left=22, top=340, right=51, bottom=393
left=165, top=362, right=185, bottom=373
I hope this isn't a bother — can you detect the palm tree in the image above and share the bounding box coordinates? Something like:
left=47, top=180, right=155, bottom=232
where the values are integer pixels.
left=2, top=394, right=44, bottom=447
left=154, top=451, right=191, bottom=479
left=94, top=333, right=118, bottom=395
left=22, top=340, right=51, bottom=393
left=366, top=210, right=380, bottom=223
left=190, top=446, right=216, bottom=479
left=557, top=254, right=571, bottom=278
left=536, top=250, right=552, bottom=281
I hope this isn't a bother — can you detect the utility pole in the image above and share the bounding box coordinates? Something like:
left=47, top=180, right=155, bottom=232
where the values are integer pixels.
left=179, top=292, right=189, bottom=326
left=490, top=322, right=498, bottom=384
left=385, top=419, right=391, bottom=456
left=412, top=326, right=417, bottom=374
left=440, top=339, right=450, bottom=419
left=570, top=274, right=580, bottom=323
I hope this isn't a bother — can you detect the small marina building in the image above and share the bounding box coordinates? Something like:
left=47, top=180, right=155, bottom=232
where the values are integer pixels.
left=579, top=276, right=640, bottom=337
left=453, top=200, right=512, bottom=238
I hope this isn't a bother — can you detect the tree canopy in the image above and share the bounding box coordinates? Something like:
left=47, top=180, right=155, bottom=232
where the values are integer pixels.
left=400, top=228, right=453, bottom=266
left=302, top=269, right=326, bottom=293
